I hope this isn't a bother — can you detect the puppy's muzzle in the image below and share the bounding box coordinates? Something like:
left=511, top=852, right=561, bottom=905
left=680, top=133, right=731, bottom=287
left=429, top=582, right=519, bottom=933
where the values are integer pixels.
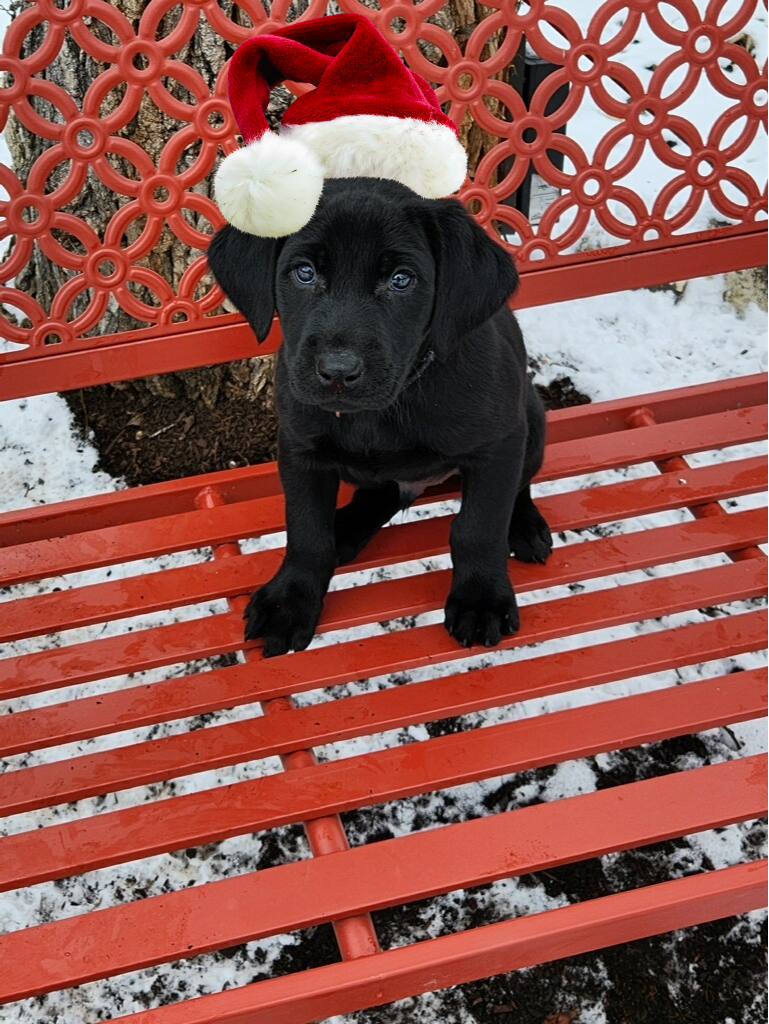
left=315, top=349, right=364, bottom=393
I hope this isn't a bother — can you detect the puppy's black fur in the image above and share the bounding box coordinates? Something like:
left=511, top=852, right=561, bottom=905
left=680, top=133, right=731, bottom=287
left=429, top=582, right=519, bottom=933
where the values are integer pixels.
left=207, top=178, right=552, bottom=656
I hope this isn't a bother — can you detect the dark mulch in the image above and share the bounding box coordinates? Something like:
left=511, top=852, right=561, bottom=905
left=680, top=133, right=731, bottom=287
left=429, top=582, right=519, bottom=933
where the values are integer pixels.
left=339, top=734, right=767, bottom=1024
left=64, top=361, right=279, bottom=487
left=187, top=736, right=767, bottom=1024
left=537, top=374, right=592, bottom=411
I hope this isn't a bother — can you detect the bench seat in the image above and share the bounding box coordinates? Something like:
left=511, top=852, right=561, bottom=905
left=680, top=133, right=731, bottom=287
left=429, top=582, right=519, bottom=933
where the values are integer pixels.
left=1, top=372, right=766, bottom=1023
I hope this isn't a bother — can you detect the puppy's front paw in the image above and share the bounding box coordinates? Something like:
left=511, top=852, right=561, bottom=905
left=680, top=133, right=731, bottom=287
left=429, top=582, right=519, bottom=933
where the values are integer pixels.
left=244, top=571, right=325, bottom=657
left=444, top=576, right=520, bottom=649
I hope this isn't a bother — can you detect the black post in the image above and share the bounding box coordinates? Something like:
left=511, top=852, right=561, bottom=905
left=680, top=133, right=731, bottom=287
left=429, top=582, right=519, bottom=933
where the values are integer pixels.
left=502, top=44, right=570, bottom=227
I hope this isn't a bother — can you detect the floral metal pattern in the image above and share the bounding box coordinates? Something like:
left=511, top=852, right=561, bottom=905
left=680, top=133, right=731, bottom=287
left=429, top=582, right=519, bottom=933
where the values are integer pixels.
left=0, top=0, right=766, bottom=360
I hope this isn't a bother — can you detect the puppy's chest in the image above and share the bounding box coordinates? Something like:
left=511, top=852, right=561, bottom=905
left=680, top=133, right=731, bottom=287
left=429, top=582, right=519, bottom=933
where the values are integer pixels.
left=310, top=430, right=453, bottom=490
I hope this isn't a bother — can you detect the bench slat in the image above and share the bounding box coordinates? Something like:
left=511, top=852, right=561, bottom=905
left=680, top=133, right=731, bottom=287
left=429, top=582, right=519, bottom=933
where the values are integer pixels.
left=0, top=494, right=286, bottom=588
left=1, top=239, right=764, bottom=385
left=0, top=374, right=762, bottom=549
left=3, top=507, right=765, bottom=700
left=544, top=373, right=768, bottom=441
left=2, top=455, right=765, bottom=644
left=0, top=462, right=284, bottom=549
left=2, top=611, right=766, bottom=814
left=1, top=755, right=764, bottom=1002
left=543, top=404, right=767, bottom=480
left=1, top=402, right=764, bottom=588
left=2, top=558, right=764, bottom=758
left=102, top=859, right=769, bottom=1024
left=1, top=666, right=764, bottom=893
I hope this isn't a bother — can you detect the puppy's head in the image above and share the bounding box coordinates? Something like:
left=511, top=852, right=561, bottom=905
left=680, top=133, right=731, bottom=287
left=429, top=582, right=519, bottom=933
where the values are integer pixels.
left=207, top=179, right=518, bottom=413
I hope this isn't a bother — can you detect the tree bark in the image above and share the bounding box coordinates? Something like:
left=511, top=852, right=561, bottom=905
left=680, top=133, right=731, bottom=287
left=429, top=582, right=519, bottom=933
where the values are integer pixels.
left=437, top=0, right=509, bottom=185
left=5, top=0, right=507, bottom=484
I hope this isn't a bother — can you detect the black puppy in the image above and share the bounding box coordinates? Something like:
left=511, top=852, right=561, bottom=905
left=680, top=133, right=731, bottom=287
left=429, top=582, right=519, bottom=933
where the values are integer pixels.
left=207, top=178, right=552, bottom=656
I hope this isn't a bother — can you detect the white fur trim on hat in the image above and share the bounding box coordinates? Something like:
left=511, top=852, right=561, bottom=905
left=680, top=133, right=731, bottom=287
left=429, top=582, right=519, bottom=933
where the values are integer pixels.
left=283, top=115, right=467, bottom=198
left=214, top=131, right=325, bottom=237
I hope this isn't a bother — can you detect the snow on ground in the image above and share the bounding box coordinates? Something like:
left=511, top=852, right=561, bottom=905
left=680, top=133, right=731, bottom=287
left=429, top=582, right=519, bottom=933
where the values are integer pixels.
left=0, top=1, right=766, bottom=1022
left=520, top=273, right=767, bottom=400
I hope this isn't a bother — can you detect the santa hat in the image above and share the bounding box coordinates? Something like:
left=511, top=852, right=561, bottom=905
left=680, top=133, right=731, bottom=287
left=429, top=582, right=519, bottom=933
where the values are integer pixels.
left=214, top=13, right=468, bottom=237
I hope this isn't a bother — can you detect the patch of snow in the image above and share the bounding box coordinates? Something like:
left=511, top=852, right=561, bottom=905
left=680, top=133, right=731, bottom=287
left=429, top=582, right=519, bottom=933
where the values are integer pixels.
left=544, top=759, right=598, bottom=801
left=519, top=274, right=768, bottom=403
left=0, top=397, right=118, bottom=511
left=579, top=1002, right=608, bottom=1024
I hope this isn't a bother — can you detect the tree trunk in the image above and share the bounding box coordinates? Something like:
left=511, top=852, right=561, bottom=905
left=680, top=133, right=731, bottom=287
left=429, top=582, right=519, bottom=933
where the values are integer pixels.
left=5, top=0, right=506, bottom=485
left=438, top=0, right=509, bottom=187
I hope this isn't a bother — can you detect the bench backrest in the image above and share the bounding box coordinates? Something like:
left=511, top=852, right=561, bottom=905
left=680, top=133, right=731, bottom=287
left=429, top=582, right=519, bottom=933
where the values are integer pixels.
left=0, top=0, right=766, bottom=402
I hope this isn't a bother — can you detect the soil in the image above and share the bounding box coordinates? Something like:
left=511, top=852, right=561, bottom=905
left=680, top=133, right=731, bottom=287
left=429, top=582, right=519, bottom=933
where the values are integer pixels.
left=65, top=369, right=590, bottom=487
left=64, top=360, right=279, bottom=487
left=64, top=370, right=765, bottom=1023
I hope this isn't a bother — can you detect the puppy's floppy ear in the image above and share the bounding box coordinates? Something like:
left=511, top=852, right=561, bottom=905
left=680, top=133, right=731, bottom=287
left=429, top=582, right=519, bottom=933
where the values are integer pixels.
left=423, top=199, right=519, bottom=360
left=206, top=224, right=283, bottom=343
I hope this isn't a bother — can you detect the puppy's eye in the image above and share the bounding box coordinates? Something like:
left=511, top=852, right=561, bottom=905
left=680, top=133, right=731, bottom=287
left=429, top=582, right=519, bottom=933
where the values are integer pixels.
left=292, top=264, right=316, bottom=286
left=389, top=271, right=414, bottom=292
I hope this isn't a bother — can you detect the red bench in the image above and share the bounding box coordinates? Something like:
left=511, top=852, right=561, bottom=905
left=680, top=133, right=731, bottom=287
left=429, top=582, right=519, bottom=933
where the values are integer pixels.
left=1, top=2, right=766, bottom=1021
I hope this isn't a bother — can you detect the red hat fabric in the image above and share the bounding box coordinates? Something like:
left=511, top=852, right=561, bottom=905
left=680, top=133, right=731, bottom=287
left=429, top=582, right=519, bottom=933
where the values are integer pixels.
left=214, top=14, right=468, bottom=237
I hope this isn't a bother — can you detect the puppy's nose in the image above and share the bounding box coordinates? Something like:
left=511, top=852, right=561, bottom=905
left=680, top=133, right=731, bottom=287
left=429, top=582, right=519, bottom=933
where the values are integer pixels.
left=316, top=350, right=363, bottom=387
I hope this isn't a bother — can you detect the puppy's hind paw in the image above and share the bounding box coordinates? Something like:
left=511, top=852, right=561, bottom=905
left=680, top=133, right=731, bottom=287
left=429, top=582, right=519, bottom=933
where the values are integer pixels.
left=509, top=505, right=553, bottom=565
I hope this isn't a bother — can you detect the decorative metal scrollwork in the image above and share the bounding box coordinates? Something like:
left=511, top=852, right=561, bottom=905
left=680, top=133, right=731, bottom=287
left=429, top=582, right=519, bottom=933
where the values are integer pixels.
left=0, top=0, right=765, bottom=359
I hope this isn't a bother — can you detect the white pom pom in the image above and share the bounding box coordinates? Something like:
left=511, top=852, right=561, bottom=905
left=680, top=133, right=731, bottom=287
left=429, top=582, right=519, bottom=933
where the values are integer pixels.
left=285, top=116, right=468, bottom=199
left=214, top=132, right=324, bottom=237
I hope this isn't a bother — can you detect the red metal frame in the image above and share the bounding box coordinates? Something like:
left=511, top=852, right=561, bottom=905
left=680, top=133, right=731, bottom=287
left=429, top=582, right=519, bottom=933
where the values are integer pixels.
left=3, top=757, right=766, bottom=1001
left=0, top=1, right=767, bottom=1019
left=0, top=0, right=765, bottom=397
left=110, top=861, right=768, bottom=1024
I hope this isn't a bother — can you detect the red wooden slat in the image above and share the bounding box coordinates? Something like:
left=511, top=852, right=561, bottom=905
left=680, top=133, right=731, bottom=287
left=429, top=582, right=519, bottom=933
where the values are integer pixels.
left=0, top=493, right=286, bottom=588
left=0, top=318, right=271, bottom=404
left=545, top=373, right=767, bottom=443
left=516, top=228, right=768, bottom=310
left=105, top=859, right=768, bottom=1024
left=0, top=461, right=284, bottom=549
left=2, top=455, right=765, bottom=645
left=0, top=612, right=243, bottom=701
left=1, top=667, right=764, bottom=893
left=1, top=560, right=764, bottom=759
left=0, top=755, right=764, bottom=1002
left=2, top=621, right=765, bottom=815
left=3, top=507, right=765, bottom=702
left=0, top=547, right=283, bottom=645
left=542, top=404, right=766, bottom=481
